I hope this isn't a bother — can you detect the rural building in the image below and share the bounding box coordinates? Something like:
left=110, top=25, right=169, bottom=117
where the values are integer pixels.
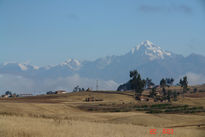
left=140, top=95, right=149, bottom=101
left=85, top=97, right=95, bottom=102
left=55, top=90, right=67, bottom=94
left=2, top=95, right=9, bottom=98
left=139, top=90, right=150, bottom=101
left=136, top=90, right=164, bottom=102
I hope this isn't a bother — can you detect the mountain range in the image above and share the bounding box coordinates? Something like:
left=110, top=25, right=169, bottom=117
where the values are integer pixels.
left=1, top=40, right=205, bottom=92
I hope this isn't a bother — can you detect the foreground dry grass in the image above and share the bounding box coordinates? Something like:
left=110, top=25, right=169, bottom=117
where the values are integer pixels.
left=0, top=91, right=205, bottom=137
left=0, top=115, right=204, bottom=137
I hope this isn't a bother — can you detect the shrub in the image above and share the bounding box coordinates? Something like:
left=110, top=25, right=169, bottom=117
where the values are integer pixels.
left=113, top=109, right=121, bottom=112
left=147, top=109, right=163, bottom=114
left=150, top=103, right=171, bottom=109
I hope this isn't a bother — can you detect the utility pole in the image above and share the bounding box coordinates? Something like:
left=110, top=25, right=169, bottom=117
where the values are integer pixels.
left=96, top=80, right=98, bottom=91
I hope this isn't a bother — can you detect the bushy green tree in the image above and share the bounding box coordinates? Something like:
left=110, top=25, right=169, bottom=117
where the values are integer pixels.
left=160, top=78, right=166, bottom=88
left=5, top=91, right=12, bottom=96
left=73, top=85, right=80, bottom=92
left=145, top=78, right=155, bottom=88
left=166, top=78, right=174, bottom=87
left=160, top=78, right=167, bottom=99
left=129, top=70, right=145, bottom=96
left=179, top=76, right=188, bottom=94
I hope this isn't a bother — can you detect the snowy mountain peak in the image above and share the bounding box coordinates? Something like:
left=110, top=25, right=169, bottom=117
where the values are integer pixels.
left=18, top=64, right=28, bottom=71
left=2, top=62, right=39, bottom=71
left=63, top=58, right=80, bottom=65
left=131, top=40, right=171, bottom=60
left=61, top=58, right=81, bottom=70
left=141, top=40, right=153, bottom=47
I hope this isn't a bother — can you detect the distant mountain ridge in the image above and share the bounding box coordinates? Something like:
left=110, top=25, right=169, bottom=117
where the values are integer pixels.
left=1, top=40, right=205, bottom=92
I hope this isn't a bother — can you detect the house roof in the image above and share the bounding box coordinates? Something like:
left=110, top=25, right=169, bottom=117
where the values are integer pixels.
left=55, top=90, right=67, bottom=92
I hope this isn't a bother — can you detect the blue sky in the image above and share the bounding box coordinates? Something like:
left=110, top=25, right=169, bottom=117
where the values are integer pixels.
left=0, top=0, right=205, bottom=66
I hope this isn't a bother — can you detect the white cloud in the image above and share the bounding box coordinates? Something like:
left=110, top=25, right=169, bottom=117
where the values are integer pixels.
left=0, top=74, right=119, bottom=94
left=0, top=74, right=35, bottom=94
left=42, top=74, right=119, bottom=91
left=185, top=72, right=205, bottom=85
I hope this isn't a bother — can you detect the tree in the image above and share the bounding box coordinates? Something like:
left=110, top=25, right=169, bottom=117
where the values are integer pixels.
left=162, top=87, right=166, bottom=96
left=179, top=79, right=183, bottom=86
left=160, top=78, right=167, bottom=100
left=170, top=78, right=174, bottom=86
left=150, top=87, right=157, bottom=98
left=5, top=91, right=12, bottom=96
left=160, top=78, right=166, bottom=88
left=73, top=85, right=80, bottom=92
left=73, top=86, right=86, bottom=92
left=129, top=70, right=146, bottom=97
left=179, top=76, right=188, bottom=94
left=166, top=78, right=174, bottom=87
left=47, top=91, right=54, bottom=95
left=173, top=91, right=178, bottom=101
left=193, top=88, right=197, bottom=93
left=117, top=81, right=131, bottom=91
left=145, top=78, right=155, bottom=88
left=167, top=90, right=172, bottom=102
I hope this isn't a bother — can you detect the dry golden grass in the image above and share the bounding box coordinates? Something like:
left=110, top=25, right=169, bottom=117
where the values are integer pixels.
left=0, top=91, right=136, bottom=104
left=173, top=95, right=205, bottom=108
left=0, top=91, right=205, bottom=137
left=0, top=115, right=204, bottom=137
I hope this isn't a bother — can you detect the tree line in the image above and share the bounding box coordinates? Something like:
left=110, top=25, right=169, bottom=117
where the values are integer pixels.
left=117, top=69, right=189, bottom=102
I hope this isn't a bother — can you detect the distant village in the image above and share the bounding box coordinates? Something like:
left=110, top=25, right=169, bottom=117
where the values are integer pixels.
left=0, top=87, right=92, bottom=98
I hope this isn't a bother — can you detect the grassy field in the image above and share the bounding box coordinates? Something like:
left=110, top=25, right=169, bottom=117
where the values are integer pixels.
left=0, top=90, right=205, bottom=137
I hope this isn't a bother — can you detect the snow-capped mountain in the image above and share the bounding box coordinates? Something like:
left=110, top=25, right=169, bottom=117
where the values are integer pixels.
left=60, top=59, right=81, bottom=70
left=0, top=62, right=39, bottom=73
left=0, top=40, right=205, bottom=92
left=77, top=40, right=205, bottom=83
left=130, top=40, right=171, bottom=60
